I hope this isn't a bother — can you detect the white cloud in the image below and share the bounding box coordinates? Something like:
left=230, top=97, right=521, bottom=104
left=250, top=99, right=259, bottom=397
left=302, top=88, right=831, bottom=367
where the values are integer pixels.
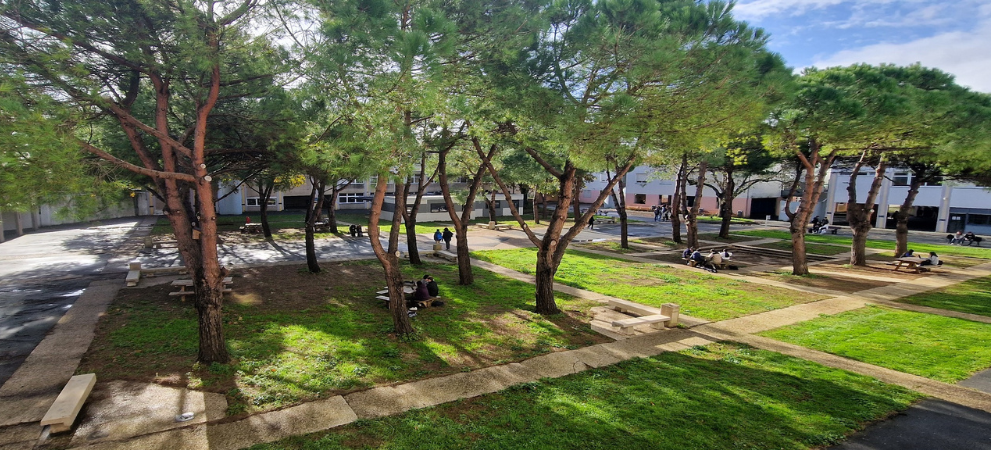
left=811, top=19, right=991, bottom=93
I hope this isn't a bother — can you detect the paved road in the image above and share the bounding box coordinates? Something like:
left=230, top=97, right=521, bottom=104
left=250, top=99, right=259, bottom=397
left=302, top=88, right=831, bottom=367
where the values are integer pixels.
left=0, top=218, right=145, bottom=387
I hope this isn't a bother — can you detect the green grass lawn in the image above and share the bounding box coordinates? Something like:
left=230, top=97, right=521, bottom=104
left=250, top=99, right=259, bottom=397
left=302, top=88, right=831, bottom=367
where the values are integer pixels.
left=761, top=306, right=991, bottom=383
left=472, top=248, right=828, bottom=321
left=757, top=241, right=850, bottom=256
left=78, top=262, right=608, bottom=415
left=576, top=241, right=641, bottom=254
left=630, top=236, right=680, bottom=248
left=897, top=276, right=991, bottom=317
left=250, top=343, right=922, bottom=450
left=736, top=230, right=991, bottom=259
left=696, top=233, right=763, bottom=243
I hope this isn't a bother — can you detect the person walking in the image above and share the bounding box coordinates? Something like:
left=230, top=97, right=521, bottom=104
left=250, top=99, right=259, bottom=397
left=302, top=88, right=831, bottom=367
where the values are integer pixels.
left=588, top=216, right=595, bottom=230
left=433, top=229, right=443, bottom=245
left=442, top=227, right=454, bottom=250
left=654, top=207, right=661, bottom=222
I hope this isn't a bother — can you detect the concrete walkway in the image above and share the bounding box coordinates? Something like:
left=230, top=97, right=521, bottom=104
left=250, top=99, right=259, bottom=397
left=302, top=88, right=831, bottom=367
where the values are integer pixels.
left=3, top=223, right=991, bottom=449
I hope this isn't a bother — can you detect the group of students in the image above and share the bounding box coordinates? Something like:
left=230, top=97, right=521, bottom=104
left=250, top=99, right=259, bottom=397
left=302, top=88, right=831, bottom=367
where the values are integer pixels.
left=405, top=274, right=444, bottom=315
left=653, top=205, right=671, bottom=222
left=900, top=249, right=942, bottom=266
left=948, top=230, right=979, bottom=245
left=809, top=216, right=831, bottom=234
left=682, top=247, right=733, bottom=272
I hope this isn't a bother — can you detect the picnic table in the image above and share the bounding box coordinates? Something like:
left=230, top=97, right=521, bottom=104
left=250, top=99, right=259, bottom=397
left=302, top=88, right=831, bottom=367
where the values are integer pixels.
left=894, top=257, right=927, bottom=273
left=240, top=223, right=263, bottom=233
left=171, top=277, right=234, bottom=297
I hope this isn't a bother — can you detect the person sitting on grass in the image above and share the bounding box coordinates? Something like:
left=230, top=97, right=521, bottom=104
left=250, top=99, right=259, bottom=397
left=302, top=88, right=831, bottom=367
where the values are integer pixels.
left=901, top=249, right=915, bottom=258
left=720, top=249, right=733, bottom=260
left=919, top=251, right=942, bottom=266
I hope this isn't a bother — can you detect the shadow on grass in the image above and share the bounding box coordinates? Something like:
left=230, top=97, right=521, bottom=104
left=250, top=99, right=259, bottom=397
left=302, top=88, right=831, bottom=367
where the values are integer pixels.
left=246, top=343, right=921, bottom=450
left=79, top=260, right=606, bottom=415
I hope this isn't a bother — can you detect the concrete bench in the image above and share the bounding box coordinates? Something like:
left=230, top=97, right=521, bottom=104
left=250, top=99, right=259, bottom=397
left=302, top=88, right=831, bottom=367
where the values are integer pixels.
left=125, top=270, right=141, bottom=287
left=608, top=298, right=661, bottom=317
left=40, top=373, right=96, bottom=433
left=608, top=300, right=680, bottom=330
left=612, top=314, right=671, bottom=332
left=436, top=250, right=458, bottom=262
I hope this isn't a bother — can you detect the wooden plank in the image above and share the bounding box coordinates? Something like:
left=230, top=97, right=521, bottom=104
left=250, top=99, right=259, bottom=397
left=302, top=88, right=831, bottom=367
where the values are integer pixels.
left=41, top=373, right=96, bottom=433
left=169, top=288, right=231, bottom=296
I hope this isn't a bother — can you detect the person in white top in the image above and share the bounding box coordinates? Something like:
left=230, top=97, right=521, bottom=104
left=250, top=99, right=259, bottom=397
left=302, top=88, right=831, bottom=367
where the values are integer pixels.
left=920, top=252, right=940, bottom=266
left=707, top=249, right=723, bottom=267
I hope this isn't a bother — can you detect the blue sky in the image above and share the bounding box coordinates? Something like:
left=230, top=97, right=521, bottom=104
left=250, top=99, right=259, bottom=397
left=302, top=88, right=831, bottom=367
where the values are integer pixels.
left=733, top=0, right=991, bottom=92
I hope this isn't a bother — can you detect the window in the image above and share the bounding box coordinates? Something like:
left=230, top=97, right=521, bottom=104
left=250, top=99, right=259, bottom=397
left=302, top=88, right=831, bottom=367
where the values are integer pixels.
left=246, top=197, right=276, bottom=206
left=339, top=193, right=364, bottom=204
left=968, top=214, right=990, bottom=225
left=430, top=203, right=448, bottom=213
left=893, top=172, right=909, bottom=186
left=923, top=177, right=943, bottom=187
left=634, top=194, right=646, bottom=204
left=635, top=172, right=648, bottom=183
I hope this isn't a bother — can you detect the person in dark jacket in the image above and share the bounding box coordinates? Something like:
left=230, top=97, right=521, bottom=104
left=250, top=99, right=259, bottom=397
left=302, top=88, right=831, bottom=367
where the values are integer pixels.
left=423, top=274, right=439, bottom=297
left=442, top=228, right=454, bottom=250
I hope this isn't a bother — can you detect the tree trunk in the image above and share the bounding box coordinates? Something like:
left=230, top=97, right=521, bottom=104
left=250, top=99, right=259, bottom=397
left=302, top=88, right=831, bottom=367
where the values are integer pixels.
left=896, top=178, right=924, bottom=256
left=326, top=196, right=339, bottom=234
left=438, top=141, right=492, bottom=286
left=847, top=152, right=886, bottom=266
left=303, top=180, right=324, bottom=273
left=15, top=212, right=23, bottom=236
left=368, top=173, right=414, bottom=335
left=534, top=248, right=560, bottom=314
left=455, top=230, right=473, bottom=285
left=194, top=293, right=227, bottom=363
left=718, top=173, right=735, bottom=239
left=685, top=161, right=708, bottom=249
left=671, top=155, right=687, bottom=244
left=259, top=183, right=274, bottom=238
left=789, top=219, right=809, bottom=275
left=532, top=189, right=540, bottom=224
left=787, top=139, right=836, bottom=276
left=486, top=191, right=498, bottom=221
left=609, top=171, right=629, bottom=248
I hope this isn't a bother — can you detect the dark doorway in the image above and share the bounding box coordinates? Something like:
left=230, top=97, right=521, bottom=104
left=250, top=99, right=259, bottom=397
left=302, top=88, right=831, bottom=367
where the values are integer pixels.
left=282, top=196, right=310, bottom=210
left=749, top=198, right=776, bottom=219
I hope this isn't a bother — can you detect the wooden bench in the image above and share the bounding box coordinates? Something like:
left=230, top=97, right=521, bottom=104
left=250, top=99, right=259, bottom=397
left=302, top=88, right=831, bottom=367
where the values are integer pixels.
left=492, top=224, right=513, bottom=231
left=40, top=373, right=96, bottom=433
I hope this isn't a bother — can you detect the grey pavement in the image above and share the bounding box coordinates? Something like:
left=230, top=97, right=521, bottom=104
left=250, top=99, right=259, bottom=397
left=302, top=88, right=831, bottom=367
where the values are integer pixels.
left=830, top=399, right=991, bottom=450
left=0, top=218, right=149, bottom=387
